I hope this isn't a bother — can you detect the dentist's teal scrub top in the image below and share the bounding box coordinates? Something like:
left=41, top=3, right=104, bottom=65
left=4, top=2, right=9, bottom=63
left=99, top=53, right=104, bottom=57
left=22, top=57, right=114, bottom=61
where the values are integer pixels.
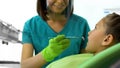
left=22, top=14, right=90, bottom=68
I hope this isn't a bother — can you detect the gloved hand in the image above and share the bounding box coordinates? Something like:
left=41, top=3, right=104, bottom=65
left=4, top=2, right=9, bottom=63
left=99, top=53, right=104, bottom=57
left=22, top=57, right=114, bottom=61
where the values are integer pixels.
left=41, top=35, right=70, bottom=62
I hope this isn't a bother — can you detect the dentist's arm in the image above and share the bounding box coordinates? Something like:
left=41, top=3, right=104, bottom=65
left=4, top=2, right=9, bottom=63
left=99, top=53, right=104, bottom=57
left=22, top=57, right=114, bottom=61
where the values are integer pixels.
left=21, top=35, right=70, bottom=68
left=21, top=43, right=47, bottom=68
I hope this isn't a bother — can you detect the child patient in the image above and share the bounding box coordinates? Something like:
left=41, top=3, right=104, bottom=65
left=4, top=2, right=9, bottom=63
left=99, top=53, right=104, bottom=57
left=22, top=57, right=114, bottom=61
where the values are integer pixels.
left=46, top=13, right=120, bottom=68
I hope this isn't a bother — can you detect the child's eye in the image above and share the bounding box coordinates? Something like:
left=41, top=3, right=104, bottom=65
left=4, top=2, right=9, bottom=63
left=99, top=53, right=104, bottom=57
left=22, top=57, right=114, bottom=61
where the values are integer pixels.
left=94, top=26, right=97, bottom=29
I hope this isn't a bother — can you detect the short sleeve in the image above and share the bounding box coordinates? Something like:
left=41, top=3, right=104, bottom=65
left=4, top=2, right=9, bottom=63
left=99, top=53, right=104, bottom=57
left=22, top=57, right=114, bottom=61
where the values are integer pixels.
left=22, top=20, right=32, bottom=44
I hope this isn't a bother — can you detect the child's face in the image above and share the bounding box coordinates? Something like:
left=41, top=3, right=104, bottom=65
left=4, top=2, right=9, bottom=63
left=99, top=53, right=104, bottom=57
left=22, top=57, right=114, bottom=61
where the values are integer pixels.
left=86, top=19, right=107, bottom=53
left=47, top=0, right=69, bottom=13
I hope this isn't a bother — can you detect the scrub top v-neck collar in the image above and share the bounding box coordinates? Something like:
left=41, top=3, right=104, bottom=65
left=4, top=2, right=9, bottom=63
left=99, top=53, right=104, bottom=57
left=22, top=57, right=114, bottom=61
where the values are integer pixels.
left=43, top=17, right=71, bottom=35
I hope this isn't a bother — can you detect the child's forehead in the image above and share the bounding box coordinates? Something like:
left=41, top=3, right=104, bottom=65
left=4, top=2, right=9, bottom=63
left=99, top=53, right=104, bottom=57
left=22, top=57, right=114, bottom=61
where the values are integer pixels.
left=96, top=19, right=104, bottom=26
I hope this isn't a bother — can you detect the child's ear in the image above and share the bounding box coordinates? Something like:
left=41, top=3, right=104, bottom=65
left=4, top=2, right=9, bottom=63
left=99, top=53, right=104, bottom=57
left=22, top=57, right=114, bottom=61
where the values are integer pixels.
left=102, top=34, right=113, bottom=46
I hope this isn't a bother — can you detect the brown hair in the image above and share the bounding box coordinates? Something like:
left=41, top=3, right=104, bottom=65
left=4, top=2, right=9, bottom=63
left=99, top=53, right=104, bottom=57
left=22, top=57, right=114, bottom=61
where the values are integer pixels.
left=36, top=0, right=73, bottom=21
left=104, top=13, right=120, bottom=43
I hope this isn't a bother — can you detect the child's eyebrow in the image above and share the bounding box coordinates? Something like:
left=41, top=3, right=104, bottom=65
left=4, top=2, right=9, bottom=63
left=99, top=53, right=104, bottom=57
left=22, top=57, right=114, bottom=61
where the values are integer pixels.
left=95, top=23, right=99, bottom=27
left=95, top=24, right=98, bottom=26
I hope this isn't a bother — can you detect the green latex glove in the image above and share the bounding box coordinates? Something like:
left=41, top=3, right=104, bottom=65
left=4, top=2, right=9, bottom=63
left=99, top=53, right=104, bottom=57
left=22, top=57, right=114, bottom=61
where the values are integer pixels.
left=41, top=35, right=70, bottom=62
